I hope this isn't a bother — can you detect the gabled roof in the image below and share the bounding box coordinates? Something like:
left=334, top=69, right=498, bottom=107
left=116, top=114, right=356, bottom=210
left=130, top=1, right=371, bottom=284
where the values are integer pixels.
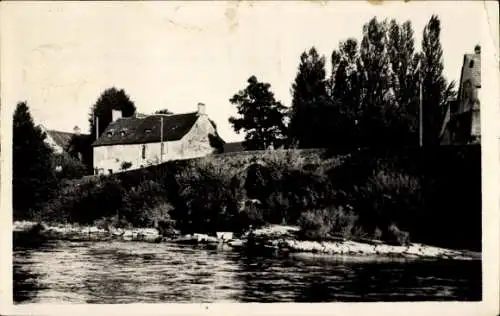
left=46, top=130, right=75, bottom=149
left=46, top=130, right=89, bottom=150
left=92, top=112, right=200, bottom=146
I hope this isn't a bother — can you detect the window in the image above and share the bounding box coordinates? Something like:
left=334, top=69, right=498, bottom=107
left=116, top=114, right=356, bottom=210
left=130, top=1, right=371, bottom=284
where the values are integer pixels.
left=469, top=60, right=474, bottom=68
left=145, top=129, right=152, bottom=135
left=106, top=130, right=114, bottom=137
left=142, top=144, right=146, bottom=159
left=120, top=131, right=127, bottom=137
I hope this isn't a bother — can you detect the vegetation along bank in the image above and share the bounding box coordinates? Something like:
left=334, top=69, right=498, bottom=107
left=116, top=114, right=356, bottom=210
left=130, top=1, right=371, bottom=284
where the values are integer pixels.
left=17, top=145, right=481, bottom=256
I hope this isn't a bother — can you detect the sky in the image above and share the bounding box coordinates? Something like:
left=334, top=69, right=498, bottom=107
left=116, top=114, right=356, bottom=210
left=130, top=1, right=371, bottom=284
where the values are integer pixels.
left=1, top=1, right=486, bottom=142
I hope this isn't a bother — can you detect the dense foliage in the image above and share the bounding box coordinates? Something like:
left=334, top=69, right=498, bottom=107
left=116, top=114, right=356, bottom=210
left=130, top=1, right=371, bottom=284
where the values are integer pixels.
left=229, top=76, right=288, bottom=150
left=67, top=134, right=94, bottom=173
left=155, top=109, right=174, bottom=115
left=38, top=146, right=481, bottom=251
left=13, top=102, right=58, bottom=220
left=286, top=16, right=455, bottom=149
left=89, top=87, right=137, bottom=140
left=51, top=153, right=88, bottom=180
left=421, top=15, right=456, bottom=146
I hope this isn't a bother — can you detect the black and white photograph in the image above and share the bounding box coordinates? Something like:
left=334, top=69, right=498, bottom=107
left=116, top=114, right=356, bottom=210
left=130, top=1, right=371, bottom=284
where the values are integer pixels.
left=1, top=1, right=499, bottom=315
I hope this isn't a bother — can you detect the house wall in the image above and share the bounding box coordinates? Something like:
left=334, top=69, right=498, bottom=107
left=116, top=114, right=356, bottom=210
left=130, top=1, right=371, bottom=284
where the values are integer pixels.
left=471, top=87, right=481, bottom=138
left=93, top=115, right=217, bottom=174
left=441, top=84, right=480, bottom=145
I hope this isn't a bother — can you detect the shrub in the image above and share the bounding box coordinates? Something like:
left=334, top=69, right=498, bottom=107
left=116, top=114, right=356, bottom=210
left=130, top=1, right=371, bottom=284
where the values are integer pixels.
left=386, top=223, right=410, bottom=246
left=330, top=206, right=365, bottom=239
left=236, top=200, right=266, bottom=233
left=298, top=206, right=369, bottom=242
left=298, top=209, right=333, bottom=241
left=51, top=153, right=87, bottom=180
left=121, top=161, right=133, bottom=171
left=172, top=157, right=243, bottom=233
left=352, top=169, right=422, bottom=235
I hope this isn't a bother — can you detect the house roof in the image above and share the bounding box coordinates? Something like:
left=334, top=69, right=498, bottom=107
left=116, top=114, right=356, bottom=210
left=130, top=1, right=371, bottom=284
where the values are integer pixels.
left=92, top=112, right=200, bottom=146
left=46, top=130, right=85, bottom=150
left=223, top=141, right=244, bottom=153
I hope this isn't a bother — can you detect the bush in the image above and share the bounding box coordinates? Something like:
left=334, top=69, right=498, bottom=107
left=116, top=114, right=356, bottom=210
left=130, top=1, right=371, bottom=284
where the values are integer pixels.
left=121, top=161, right=132, bottom=171
left=386, top=223, right=410, bottom=246
left=330, top=206, right=365, bottom=239
left=171, top=157, right=243, bottom=234
left=351, top=169, right=422, bottom=237
left=298, top=209, right=333, bottom=241
left=236, top=200, right=266, bottom=233
left=298, top=206, right=367, bottom=241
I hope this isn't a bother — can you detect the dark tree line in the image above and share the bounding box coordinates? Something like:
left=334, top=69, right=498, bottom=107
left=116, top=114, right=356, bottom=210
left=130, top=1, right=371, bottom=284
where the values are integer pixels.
left=13, top=88, right=137, bottom=218
left=230, top=15, right=456, bottom=150
left=13, top=102, right=58, bottom=219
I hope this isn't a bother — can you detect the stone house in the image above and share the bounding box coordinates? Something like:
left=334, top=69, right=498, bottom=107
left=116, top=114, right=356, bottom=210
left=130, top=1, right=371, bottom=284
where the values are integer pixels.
left=92, top=103, right=224, bottom=175
left=39, top=125, right=85, bottom=155
left=440, top=45, right=481, bottom=145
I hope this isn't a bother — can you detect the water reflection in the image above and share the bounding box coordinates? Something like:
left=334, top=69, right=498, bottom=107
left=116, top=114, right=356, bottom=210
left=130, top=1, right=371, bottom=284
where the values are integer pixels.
left=13, top=240, right=481, bottom=303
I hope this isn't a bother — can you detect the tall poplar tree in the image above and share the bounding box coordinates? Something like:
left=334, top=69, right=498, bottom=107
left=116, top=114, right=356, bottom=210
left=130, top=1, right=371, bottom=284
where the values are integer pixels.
left=289, top=47, right=330, bottom=148
left=387, top=19, right=420, bottom=144
left=329, top=39, right=363, bottom=149
left=359, top=17, right=398, bottom=146
left=421, top=15, right=456, bottom=146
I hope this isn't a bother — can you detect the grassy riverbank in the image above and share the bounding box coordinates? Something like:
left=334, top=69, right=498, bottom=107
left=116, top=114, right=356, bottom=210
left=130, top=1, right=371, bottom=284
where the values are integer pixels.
left=26, top=146, right=481, bottom=251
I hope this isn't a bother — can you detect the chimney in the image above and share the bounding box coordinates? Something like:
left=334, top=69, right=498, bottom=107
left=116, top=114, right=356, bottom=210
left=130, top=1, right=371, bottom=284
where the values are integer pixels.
left=73, top=125, right=81, bottom=135
left=112, top=109, right=122, bottom=122
left=474, top=44, right=481, bottom=55
left=197, top=102, right=206, bottom=115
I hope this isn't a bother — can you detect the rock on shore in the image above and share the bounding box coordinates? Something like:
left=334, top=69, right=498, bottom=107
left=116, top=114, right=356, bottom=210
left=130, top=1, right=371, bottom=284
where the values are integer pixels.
left=14, top=221, right=162, bottom=243
left=270, top=239, right=480, bottom=260
left=240, top=225, right=480, bottom=261
left=12, top=222, right=480, bottom=261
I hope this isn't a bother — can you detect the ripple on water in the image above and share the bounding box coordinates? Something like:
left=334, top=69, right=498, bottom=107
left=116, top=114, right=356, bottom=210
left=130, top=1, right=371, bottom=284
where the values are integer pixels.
left=13, top=241, right=482, bottom=303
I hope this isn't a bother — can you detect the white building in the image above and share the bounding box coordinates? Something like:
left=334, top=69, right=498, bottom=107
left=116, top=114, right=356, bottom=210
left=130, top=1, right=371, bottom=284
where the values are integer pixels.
left=92, top=103, right=224, bottom=175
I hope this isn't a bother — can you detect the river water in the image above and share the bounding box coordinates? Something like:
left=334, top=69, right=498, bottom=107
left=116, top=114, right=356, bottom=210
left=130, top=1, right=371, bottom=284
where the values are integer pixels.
left=13, top=240, right=481, bottom=303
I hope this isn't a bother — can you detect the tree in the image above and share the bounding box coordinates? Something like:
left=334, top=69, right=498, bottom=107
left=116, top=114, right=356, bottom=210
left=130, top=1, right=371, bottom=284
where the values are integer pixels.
left=386, top=19, right=421, bottom=145
left=329, top=38, right=364, bottom=150
left=155, top=109, right=173, bottom=115
left=13, top=102, right=58, bottom=219
left=421, top=15, right=456, bottom=146
left=67, top=134, right=93, bottom=174
left=89, top=87, right=136, bottom=141
left=289, top=47, right=331, bottom=148
left=229, top=76, right=287, bottom=150
left=358, top=17, right=401, bottom=147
